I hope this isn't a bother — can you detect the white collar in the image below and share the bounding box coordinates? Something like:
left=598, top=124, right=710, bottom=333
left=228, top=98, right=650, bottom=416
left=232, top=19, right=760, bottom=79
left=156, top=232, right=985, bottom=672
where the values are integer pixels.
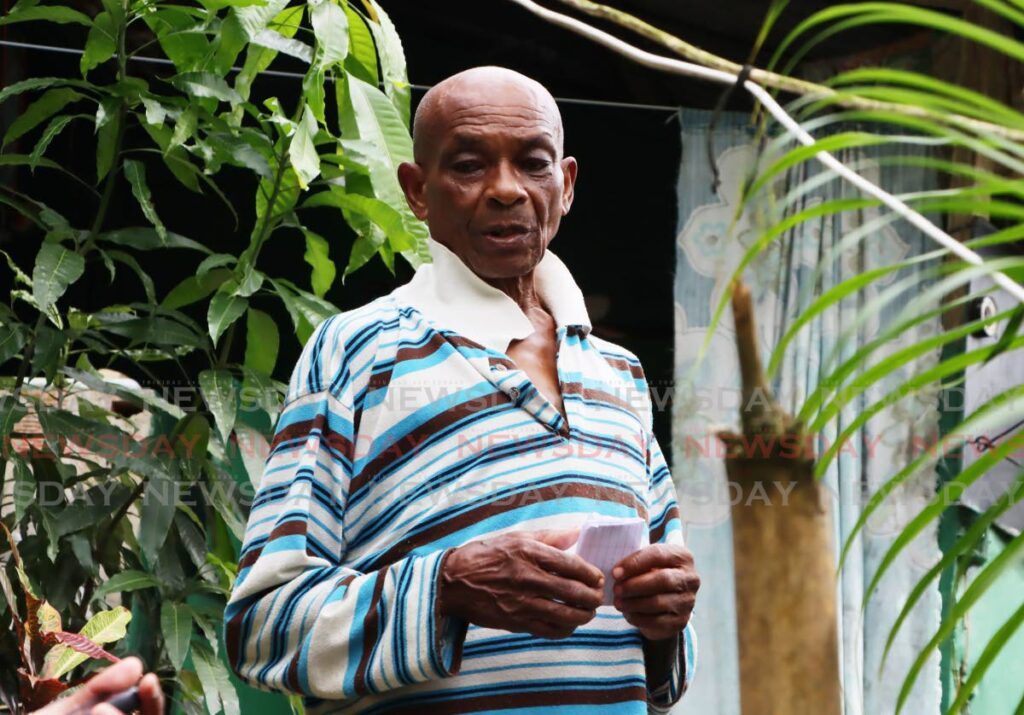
left=393, top=238, right=591, bottom=354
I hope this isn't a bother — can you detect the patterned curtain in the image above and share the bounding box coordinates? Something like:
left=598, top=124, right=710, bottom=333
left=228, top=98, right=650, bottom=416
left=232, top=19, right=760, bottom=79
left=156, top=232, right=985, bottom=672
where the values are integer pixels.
left=672, top=109, right=944, bottom=714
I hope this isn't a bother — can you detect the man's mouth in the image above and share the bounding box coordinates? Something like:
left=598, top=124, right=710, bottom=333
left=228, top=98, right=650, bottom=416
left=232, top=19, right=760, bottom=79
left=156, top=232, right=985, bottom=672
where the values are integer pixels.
left=482, top=223, right=534, bottom=240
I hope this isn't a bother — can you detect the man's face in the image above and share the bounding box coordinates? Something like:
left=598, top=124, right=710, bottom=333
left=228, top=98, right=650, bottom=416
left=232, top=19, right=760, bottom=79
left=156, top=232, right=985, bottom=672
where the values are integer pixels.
left=399, top=81, right=577, bottom=281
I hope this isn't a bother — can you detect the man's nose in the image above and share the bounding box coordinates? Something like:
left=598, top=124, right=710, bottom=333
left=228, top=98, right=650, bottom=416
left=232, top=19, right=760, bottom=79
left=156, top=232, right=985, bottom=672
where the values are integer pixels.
left=485, top=161, right=528, bottom=207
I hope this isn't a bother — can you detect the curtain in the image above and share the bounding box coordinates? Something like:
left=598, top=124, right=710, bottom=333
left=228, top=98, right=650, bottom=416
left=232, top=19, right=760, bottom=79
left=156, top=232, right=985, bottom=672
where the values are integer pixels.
left=672, top=109, right=944, bottom=714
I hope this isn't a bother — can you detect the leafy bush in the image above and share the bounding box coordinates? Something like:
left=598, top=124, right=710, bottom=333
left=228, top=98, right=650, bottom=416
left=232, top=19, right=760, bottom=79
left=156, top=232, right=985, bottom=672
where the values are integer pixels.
left=0, top=0, right=427, bottom=711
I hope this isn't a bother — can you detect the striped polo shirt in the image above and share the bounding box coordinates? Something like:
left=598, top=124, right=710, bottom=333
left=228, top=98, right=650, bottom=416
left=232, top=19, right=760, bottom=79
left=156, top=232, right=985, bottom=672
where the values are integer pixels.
left=225, top=239, right=696, bottom=714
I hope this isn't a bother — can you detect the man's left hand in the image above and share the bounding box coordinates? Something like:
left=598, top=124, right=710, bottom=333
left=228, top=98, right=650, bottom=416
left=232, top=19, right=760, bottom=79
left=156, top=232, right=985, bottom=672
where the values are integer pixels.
left=612, top=543, right=700, bottom=641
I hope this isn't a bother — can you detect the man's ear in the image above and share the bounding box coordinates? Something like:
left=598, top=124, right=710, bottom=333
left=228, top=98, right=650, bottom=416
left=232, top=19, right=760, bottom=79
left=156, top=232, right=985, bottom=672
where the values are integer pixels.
left=398, top=161, right=428, bottom=220
left=560, top=156, right=578, bottom=216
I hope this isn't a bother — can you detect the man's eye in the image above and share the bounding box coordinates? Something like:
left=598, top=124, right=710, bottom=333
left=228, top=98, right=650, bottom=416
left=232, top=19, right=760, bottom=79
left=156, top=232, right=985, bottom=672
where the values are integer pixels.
left=523, top=159, right=551, bottom=172
left=452, top=160, right=483, bottom=173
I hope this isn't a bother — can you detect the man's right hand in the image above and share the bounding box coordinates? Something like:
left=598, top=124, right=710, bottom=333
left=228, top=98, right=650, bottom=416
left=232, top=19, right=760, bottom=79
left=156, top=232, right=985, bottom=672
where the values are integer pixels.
left=438, top=529, right=604, bottom=639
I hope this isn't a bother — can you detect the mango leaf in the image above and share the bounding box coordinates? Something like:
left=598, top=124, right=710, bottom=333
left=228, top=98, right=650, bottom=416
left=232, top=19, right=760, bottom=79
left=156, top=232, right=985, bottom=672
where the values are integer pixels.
left=361, top=0, right=409, bottom=126
left=0, top=5, right=91, bottom=26
left=13, top=458, right=34, bottom=525
left=3, top=88, right=83, bottom=147
left=170, top=72, right=243, bottom=105
left=163, top=268, right=232, bottom=310
left=169, top=107, right=197, bottom=152
left=91, top=570, right=161, bottom=602
left=241, top=367, right=283, bottom=416
left=138, top=470, right=177, bottom=564
left=251, top=28, right=312, bottom=62
left=169, top=412, right=210, bottom=481
left=192, top=641, right=240, bottom=715
left=29, top=114, right=76, bottom=170
left=0, top=322, right=26, bottom=364
left=99, top=227, right=209, bottom=253
left=289, top=106, right=320, bottom=190
left=310, top=0, right=349, bottom=69
left=0, top=395, right=27, bottom=440
left=161, top=601, right=193, bottom=670
left=106, top=249, right=156, bottom=303
left=81, top=11, right=116, bottom=76
left=208, top=284, right=248, bottom=344
left=244, top=308, right=279, bottom=375
left=123, top=159, right=167, bottom=243
left=41, top=606, right=131, bottom=679
left=95, top=106, right=120, bottom=181
left=0, top=77, right=90, bottom=105
left=233, top=0, right=289, bottom=40
left=200, top=369, right=238, bottom=443
left=344, top=4, right=378, bottom=85
left=32, top=242, right=84, bottom=313
left=302, top=228, right=335, bottom=298
left=234, top=424, right=270, bottom=489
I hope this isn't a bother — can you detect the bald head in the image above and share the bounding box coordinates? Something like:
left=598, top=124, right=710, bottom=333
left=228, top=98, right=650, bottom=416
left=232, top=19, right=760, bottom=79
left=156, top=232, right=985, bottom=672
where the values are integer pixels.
left=412, top=66, right=564, bottom=163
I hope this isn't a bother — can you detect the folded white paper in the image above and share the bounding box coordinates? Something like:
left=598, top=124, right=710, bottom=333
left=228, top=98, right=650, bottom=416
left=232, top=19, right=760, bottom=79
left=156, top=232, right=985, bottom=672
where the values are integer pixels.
left=570, top=515, right=647, bottom=606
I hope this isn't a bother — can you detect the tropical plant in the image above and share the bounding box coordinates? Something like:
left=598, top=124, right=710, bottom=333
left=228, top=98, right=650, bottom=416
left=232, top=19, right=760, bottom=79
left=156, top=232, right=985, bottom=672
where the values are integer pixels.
left=507, top=0, right=1024, bottom=712
left=0, top=0, right=427, bottom=710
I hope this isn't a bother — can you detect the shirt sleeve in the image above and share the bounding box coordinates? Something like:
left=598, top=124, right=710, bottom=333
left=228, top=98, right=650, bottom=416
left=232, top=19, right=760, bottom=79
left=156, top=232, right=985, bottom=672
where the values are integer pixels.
left=644, top=419, right=698, bottom=712
left=224, top=319, right=468, bottom=701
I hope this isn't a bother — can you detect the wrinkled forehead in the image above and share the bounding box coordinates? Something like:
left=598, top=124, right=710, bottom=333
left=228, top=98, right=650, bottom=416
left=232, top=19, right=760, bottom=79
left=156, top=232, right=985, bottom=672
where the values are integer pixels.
left=421, top=79, right=564, bottom=159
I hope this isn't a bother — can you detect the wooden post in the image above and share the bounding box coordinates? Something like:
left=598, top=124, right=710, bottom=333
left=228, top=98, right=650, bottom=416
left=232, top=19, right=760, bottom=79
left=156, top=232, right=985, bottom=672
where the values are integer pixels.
left=717, top=282, right=841, bottom=715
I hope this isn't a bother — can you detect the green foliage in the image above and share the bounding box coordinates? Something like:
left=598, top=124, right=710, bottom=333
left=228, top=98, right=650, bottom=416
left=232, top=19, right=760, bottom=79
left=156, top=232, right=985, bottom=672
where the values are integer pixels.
left=715, top=3, right=1024, bottom=712
left=0, top=0, right=426, bottom=711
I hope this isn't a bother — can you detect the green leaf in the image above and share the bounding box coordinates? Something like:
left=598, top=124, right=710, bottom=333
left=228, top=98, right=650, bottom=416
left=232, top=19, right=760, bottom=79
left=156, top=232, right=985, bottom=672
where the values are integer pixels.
left=106, top=249, right=156, bottom=303
left=234, top=424, right=270, bottom=489
left=139, top=470, right=177, bottom=564
left=12, top=457, right=34, bottom=525
left=303, top=189, right=413, bottom=251
left=272, top=278, right=337, bottom=342
left=32, top=242, right=85, bottom=313
left=251, top=27, right=312, bottom=61
left=244, top=308, right=279, bottom=375
left=208, top=284, right=249, bottom=344
left=100, top=226, right=209, bottom=253
left=163, top=268, right=232, bottom=310
left=146, top=12, right=213, bottom=73
left=123, top=159, right=168, bottom=243
left=302, top=229, right=335, bottom=298
left=161, top=601, right=193, bottom=670
left=362, top=0, right=409, bottom=126
left=310, top=0, right=349, bottom=69
left=289, top=106, right=320, bottom=190
left=81, top=11, right=116, bottom=76
left=95, top=105, right=120, bottom=182
left=0, top=4, right=91, bottom=26
left=192, top=641, right=240, bottom=715
left=241, top=367, right=284, bottom=416
left=0, top=321, right=26, bottom=365
left=169, top=106, right=197, bottom=152
left=344, top=4, right=378, bottom=85
left=3, top=87, right=83, bottom=147
left=170, top=72, right=243, bottom=105
left=0, top=395, right=27, bottom=440
left=92, top=570, right=161, bottom=602
left=896, top=528, right=1024, bottom=714
left=0, top=76, right=90, bottom=105
left=985, top=303, right=1024, bottom=365
left=29, top=114, right=76, bottom=170
left=200, top=369, right=238, bottom=443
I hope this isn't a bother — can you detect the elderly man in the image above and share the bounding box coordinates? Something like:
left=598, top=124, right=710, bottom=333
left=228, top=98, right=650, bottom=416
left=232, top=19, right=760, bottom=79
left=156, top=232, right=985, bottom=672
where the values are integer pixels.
left=226, top=66, right=699, bottom=714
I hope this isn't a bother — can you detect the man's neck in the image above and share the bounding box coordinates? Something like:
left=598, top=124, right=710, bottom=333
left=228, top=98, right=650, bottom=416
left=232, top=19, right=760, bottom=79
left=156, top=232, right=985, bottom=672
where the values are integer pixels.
left=485, top=273, right=545, bottom=320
